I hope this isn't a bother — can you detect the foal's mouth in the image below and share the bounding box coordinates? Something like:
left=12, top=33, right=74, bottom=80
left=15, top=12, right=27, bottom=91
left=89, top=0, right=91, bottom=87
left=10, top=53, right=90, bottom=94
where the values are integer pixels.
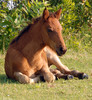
left=56, top=47, right=67, bottom=56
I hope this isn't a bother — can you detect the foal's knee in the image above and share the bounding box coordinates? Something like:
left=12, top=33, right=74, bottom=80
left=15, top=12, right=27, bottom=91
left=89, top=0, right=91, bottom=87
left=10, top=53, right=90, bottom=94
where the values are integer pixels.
left=44, top=72, right=55, bottom=83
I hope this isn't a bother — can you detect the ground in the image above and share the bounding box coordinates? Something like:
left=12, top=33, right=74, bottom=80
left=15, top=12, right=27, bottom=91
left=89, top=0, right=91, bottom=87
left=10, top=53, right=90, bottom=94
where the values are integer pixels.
left=0, top=49, right=92, bottom=100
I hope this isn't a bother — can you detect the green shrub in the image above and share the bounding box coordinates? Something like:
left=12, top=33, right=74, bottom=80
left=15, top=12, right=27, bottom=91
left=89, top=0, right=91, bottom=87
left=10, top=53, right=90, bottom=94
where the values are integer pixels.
left=49, top=0, right=92, bottom=51
left=0, top=0, right=49, bottom=52
left=0, top=0, right=91, bottom=53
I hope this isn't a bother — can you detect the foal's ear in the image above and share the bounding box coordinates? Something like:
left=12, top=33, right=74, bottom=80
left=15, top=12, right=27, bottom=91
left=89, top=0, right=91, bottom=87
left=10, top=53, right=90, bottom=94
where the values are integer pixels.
left=43, top=8, right=49, bottom=20
left=55, top=8, right=62, bottom=20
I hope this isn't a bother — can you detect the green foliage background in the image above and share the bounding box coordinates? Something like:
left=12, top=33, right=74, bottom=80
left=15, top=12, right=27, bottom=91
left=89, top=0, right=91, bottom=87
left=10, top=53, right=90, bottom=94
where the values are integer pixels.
left=0, top=0, right=92, bottom=53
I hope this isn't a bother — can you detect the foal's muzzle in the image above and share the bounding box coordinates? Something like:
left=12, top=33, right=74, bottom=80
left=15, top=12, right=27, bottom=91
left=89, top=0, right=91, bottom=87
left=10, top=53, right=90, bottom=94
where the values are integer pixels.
left=56, top=47, right=67, bottom=56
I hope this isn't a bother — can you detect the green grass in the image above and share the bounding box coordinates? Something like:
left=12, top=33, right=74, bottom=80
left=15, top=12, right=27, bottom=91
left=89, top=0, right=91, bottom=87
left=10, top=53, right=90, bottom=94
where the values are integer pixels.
left=0, top=49, right=92, bottom=100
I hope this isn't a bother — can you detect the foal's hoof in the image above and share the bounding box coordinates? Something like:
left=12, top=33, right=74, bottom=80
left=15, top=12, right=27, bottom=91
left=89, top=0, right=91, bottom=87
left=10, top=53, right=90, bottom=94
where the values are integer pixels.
left=78, top=73, right=88, bottom=79
left=40, top=76, right=45, bottom=82
left=65, top=75, right=74, bottom=80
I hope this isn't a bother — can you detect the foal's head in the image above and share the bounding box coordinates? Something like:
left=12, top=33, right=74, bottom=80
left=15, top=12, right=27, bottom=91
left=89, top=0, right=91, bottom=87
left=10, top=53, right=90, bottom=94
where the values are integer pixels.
left=40, top=8, right=67, bottom=56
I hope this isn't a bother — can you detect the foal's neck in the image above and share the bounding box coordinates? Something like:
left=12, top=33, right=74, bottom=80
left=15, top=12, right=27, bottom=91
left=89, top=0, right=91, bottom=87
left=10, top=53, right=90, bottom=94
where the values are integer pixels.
left=21, top=22, right=45, bottom=57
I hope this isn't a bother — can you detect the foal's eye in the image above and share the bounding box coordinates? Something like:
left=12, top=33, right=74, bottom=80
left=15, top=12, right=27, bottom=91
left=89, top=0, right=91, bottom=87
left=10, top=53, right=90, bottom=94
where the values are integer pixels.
left=47, top=29, right=53, bottom=32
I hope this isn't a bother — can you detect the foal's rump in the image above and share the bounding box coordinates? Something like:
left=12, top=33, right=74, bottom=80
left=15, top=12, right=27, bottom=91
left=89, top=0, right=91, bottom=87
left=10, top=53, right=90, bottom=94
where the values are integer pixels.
left=5, top=47, right=32, bottom=79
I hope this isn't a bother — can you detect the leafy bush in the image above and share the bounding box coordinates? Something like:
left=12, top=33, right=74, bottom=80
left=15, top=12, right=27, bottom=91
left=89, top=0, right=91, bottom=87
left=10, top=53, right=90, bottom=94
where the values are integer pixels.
left=0, top=0, right=92, bottom=53
left=49, top=0, right=92, bottom=50
left=0, top=0, right=49, bottom=52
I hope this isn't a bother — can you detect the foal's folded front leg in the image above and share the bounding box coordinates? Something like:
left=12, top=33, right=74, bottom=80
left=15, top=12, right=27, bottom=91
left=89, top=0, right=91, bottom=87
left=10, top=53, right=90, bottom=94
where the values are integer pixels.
left=41, top=66, right=55, bottom=83
left=48, top=54, right=88, bottom=79
left=45, top=47, right=88, bottom=79
left=45, top=47, right=71, bottom=74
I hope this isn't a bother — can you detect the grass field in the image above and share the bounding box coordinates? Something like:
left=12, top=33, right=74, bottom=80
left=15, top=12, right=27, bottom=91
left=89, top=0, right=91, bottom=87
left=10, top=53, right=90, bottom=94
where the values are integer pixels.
left=0, top=49, right=92, bottom=100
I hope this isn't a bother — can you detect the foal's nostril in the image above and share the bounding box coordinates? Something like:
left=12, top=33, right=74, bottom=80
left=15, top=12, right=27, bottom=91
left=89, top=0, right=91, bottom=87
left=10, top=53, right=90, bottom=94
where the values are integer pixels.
left=60, top=47, right=63, bottom=52
left=59, top=47, right=67, bottom=54
left=56, top=47, right=67, bottom=56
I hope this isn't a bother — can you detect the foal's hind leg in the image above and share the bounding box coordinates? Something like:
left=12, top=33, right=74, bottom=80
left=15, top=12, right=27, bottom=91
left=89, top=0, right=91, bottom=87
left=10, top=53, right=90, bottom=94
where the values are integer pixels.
left=50, top=69, right=73, bottom=80
left=14, top=72, right=40, bottom=84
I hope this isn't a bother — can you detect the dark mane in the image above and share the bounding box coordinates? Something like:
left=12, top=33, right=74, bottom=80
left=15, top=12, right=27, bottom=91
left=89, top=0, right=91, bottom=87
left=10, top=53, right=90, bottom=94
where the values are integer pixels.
left=10, top=17, right=41, bottom=45
left=10, top=24, right=31, bottom=44
left=10, top=13, right=55, bottom=45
